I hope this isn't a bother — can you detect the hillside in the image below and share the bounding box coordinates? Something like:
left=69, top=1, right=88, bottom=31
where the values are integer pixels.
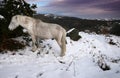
left=0, top=30, right=120, bottom=78
left=34, top=14, right=120, bottom=35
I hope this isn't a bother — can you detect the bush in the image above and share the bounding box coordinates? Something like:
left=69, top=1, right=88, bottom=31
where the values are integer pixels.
left=0, top=39, right=25, bottom=52
left=67, top=28, right=82, bottom=41
left=110, top=23, right=120, bottom=36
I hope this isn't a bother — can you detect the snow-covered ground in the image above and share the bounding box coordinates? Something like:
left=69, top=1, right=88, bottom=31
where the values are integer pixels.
left=0, top=32, right=120, bottom=78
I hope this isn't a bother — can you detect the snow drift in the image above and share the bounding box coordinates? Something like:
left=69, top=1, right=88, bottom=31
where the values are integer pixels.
left=0, top=31, right=120, bottom=78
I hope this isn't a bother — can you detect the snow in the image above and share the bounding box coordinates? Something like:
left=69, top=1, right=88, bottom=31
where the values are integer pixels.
left=67, top=28, right=75, bottom=33
left=44, top=14, right=62, bottom=19
left=23, top=29, right=28, bottom=33
left=0, top=31, right=120, bottom=78
left=0, top=15, right=4, bottom=19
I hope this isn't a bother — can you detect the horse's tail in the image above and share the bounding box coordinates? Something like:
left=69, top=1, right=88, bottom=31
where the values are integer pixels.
left=61, top=29, right=66, bottom=56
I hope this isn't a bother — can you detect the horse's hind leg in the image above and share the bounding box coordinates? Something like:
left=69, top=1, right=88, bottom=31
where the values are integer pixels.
left=60, top=31, right=66, bottom=57
left=31, top=35, right=37, bottom=52
left=56, top=38, right=65, bottom=57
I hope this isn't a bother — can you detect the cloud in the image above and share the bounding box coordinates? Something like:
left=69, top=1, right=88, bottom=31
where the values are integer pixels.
left=25, top=0, right=120, bottom=19
left=40, top=0, right=109, bottom=15
left=94, top=0, right=120, bottom=11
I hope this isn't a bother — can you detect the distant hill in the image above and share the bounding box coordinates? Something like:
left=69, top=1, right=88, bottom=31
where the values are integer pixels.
left=34, top=14, right=120, bottom=35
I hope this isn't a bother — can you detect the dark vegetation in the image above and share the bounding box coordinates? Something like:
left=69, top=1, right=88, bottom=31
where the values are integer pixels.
left=0, top=39, right=25, bottom=52
left=66, top=28, right=82, bottom=41
left=110, top=23, right=120, bottom=36
left=0, top=0, right=120, bottom=52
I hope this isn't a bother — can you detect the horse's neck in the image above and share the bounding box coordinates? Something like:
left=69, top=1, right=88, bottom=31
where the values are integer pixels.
left=20, top=18, right=35, bottom=33
left=19, top=17, right=29, bottom=29
left=19, top=23, right=27, bottom=29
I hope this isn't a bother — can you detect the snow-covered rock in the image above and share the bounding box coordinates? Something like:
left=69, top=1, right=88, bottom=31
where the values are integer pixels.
left=0, top=32, right=120, bottom=78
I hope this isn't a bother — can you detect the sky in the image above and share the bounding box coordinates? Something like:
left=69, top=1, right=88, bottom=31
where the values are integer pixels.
left=25, top=0, right=120, bottom=19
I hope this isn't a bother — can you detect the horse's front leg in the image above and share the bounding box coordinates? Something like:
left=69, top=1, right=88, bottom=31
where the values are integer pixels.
left=31, top=35, right=37, bottom=52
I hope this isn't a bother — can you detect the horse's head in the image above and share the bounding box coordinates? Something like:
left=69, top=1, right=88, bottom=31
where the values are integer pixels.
left=8, top=15, right=19, bottom=31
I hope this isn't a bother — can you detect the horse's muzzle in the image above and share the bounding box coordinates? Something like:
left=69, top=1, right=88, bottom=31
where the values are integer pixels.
left=8, top=25, right=13, bottom=31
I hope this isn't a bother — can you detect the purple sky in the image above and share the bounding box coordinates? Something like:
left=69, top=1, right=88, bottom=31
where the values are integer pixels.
left=25, top=0, right=120, bottom=19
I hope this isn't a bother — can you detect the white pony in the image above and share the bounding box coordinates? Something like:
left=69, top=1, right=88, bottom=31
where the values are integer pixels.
left=8, top=15, right=66, bottom=56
